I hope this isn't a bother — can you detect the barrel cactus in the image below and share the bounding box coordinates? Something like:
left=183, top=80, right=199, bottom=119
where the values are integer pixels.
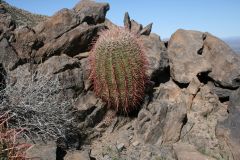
left=89, top=27, right=148, bottom=113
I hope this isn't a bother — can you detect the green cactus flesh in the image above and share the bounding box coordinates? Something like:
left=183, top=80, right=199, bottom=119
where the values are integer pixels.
left=89, top=27, right=148, bottom=113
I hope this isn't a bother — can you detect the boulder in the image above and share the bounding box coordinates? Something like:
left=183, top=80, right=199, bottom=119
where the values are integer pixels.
left=13, top=26, right=42, bottom=60
left=168, top=29, right=211, bottom=84
left=0, top=38, right=18, bottom=70
left=73, top=0, right=109, bottom=24
left=168, top=29, right=240, bottom=89
left=203, top=33, right=240, bottom=88
left=34, top=9, right=80, bottom=41
left=0, top=8, right=18, bottom=70
left=35, top=23, right=105, bottom=62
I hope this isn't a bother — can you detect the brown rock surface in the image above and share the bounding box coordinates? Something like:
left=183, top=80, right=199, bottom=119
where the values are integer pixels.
left=1, top=1, right=240, bottom=160
left=180, top=85, right=230, bottom=159
left=203, top=33, right=240, bottom=88
left=173, top=143, right=216, bottom=160
left=26, top=142, right=56, bottom=160
left=141, top=33, right=169, bottom=83
left=168, top=29, right=240, bottom=89
left=64, top=150, right=91, bottom=160
left=216, top=88, right=240, bottom=159
left=168, top=29, right=211, bottom=84
left=135, top=80, right=189, bottom=145
left=73, top=0, right=109, bottom=24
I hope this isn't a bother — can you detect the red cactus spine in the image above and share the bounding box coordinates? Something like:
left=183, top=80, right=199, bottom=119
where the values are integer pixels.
left=89, top=27, right=148, bottom=113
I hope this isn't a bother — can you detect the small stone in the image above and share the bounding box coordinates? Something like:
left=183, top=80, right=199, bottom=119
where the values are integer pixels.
left=116, top=143, right=125, bottom=151
left=187, top=77, right=201, bottom=95
left=103, top=155, right=112, bottom=160
left=132, top=141, right=140, bottom=146
left=26, top=141, right=56, bottom=160
left=129, top=136, right=133, bottom=141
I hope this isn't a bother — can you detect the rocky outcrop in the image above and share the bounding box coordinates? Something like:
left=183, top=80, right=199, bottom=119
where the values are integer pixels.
left=124, top=12, right=153, bottom=36
left=180, top=84, right=230, bottom=159
left=13, top=9, right=106, bottom=63
left=124, top=13, right=169, bottom=84
left=1, top=1, right=240, bottom=160
left=135, top=80, right=189, bottom=145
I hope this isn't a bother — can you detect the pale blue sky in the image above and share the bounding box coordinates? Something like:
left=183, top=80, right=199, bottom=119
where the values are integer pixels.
left=5, top=0, right=240, bottom=39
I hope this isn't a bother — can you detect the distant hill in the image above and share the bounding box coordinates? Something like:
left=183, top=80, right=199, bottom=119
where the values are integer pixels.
left=0, top=0, right=48, bottom=27
left=223, top=37, right=240, bottom=54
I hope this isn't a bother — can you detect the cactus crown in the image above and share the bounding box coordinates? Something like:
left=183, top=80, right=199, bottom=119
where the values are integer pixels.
left=89, top=27, right=148, bottom=113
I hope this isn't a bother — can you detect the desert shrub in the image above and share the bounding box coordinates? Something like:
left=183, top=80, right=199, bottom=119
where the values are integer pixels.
left=0, top=69, right=74, bottom=141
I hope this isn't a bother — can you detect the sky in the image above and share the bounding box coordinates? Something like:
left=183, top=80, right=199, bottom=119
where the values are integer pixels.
left=5, top=0, right=240, bottom=39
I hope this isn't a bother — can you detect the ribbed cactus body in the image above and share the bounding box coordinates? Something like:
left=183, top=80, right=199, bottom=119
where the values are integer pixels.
left=89, top=27, right=148, bottom=113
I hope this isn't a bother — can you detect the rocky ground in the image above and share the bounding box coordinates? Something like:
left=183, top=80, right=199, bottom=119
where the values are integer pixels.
left=1, top=0, right=240, bottom=160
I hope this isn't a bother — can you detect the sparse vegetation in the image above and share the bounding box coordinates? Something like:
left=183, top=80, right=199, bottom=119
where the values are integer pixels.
left=0, top=70, right=74, bottom=141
